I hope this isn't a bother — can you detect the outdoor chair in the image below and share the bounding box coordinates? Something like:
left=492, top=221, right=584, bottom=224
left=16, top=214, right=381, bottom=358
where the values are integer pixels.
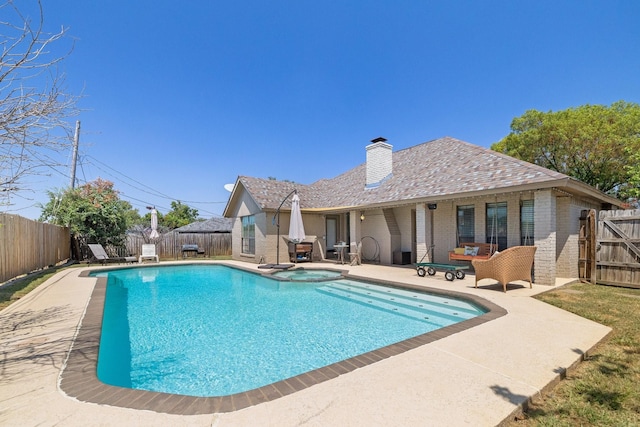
left=88, top=244, right=137, bottom=265
left=349, top=242, right=362, bottom=266
left=471, top=246, right=537, bottom=292
left=138, top=244, right=159, bottom=263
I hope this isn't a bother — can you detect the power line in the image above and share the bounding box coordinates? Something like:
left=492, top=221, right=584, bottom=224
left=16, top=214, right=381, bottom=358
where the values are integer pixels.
left=84, top=155, right=174, bottom=200
left=28, top=150, right=226, bottom=217
left=84, top=155, right=228, bottom=205
left=79, top=155, right=226, bottom=217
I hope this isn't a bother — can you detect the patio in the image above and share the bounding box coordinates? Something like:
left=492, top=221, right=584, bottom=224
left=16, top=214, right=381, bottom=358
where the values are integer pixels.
left=0, top=261, right=611, bottom=426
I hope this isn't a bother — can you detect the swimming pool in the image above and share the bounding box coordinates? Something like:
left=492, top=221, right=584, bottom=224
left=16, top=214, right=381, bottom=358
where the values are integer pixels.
left=91, top=264, right=486, bottom=398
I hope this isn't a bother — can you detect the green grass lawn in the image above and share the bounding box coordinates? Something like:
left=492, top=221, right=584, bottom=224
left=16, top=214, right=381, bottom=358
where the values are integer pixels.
left=0, top=265, right=77, bottom=311
left=506, top=282, right=640, bottom=426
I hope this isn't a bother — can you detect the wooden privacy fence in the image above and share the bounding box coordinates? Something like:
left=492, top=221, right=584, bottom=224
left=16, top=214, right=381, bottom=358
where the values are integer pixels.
left=125, top=232, right=232, bottom=259
left=0, top=213, right=71, bottom=283
left=579, top=209, right=640, bottom=288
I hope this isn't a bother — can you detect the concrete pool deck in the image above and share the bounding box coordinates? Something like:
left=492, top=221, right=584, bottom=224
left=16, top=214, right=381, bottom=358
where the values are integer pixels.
left=1, top=261, right=611, bottom=426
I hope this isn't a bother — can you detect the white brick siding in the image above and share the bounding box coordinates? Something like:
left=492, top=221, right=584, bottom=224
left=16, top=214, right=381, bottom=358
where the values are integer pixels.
left=534, top=190, right=557, bottom=286
left=432, top=202, right=455, bottom=263
left=366, top=141, right=393, bottom=186
left=415, top=203, right=428, bottom=262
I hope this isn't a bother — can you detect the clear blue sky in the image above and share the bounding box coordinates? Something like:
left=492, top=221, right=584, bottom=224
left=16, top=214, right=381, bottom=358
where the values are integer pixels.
left=5, top=0, right=640, bottom=220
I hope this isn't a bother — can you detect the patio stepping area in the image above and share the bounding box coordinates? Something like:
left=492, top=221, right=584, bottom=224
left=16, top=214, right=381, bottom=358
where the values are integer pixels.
left=0, top=261, right=612, bottom=426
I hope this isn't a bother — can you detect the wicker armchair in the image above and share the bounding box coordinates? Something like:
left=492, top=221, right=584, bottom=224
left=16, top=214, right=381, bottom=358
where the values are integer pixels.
left=471, top=246, right=537, bottom=292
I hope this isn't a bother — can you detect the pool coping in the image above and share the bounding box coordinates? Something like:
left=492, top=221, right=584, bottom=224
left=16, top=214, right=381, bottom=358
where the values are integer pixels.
left=60, top=264, right=507, bottom=415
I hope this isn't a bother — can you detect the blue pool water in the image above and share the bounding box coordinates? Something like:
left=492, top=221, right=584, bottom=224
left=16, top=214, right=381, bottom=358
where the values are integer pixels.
left=92, top=264, right=486, bottom=397
left=271, top=268, right=344, bottom=281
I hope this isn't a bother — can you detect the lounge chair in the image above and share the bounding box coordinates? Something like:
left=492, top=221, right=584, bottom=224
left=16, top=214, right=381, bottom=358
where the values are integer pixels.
left=349, top=242, right=362, bottom=266
left=471, top=246, right=537, bottom=292
left=88, top=244, right=137, bottom=265
left=139, top=244, right=159, bottom=263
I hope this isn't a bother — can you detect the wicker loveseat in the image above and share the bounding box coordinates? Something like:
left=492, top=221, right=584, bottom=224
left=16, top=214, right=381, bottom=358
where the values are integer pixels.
left=449, top=242, right=497, bottom=261
left=471, top=246, right=537, bottom=292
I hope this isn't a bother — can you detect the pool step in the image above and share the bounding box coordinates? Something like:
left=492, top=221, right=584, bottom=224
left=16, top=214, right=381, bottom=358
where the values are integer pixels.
left=316, top=282, right=481, bottom=324
left=316, top=285, right=444, bottom=325
left=347, top=281, right=484, bottom=317
left=319, top=281, right=482, bottom=319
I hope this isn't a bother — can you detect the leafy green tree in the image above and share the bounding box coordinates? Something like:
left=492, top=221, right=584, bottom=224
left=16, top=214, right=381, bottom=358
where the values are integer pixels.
left=492, top=101, right=640, bottom=200
left=39, top=178, right=138, bottom=247
left=163, top=201, right=199, bottom=229
left=627, top=149, right=640, bottom=207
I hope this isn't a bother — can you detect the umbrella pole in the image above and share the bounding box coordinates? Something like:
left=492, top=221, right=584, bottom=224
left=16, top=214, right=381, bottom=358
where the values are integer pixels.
left=276, top=211, right=280, bottom=265
left=272, top=189, right=297, bottom=268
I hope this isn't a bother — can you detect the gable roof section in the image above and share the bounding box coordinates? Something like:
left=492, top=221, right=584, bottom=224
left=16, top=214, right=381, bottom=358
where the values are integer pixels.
left=225, top=176, right=327, bottom=213
left=224, top=137, right=619, bottom=213
left=174, top=217, right=233, bottom=233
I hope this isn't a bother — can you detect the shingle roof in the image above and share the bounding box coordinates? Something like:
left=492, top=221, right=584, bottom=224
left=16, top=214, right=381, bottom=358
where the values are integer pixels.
left=236, top=137, right=582, bottom=211
left=173, top=217, right=233, bottom=233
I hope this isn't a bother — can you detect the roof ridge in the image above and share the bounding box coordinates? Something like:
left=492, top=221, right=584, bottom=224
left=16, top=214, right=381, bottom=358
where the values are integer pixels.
left=466, top=142, right=570, bottom=180
left=412, top=138, right=570, bottom=180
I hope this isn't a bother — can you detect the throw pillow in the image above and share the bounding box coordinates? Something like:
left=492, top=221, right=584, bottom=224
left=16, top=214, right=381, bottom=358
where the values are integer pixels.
left=471, top=246, right=480, bottom=256
left=454, top=247, right=466, bottom=255
left=464, top=246, right=475, bottom=256
left=491, top=250, right=501, bottom=258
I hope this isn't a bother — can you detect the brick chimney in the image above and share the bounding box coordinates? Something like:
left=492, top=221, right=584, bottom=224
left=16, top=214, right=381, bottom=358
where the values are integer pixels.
left=366, top=137, right=393, bottom=188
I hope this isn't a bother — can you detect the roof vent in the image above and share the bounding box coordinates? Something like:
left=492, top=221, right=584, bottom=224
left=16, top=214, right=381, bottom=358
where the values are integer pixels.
left=366, top=137, right=392, bottom=188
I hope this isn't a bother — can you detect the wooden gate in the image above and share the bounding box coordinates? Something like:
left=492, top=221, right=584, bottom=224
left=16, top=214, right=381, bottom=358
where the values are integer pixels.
left=581, top=209, right=640, bottom=287
left=578, top=209, right=596, bottom=283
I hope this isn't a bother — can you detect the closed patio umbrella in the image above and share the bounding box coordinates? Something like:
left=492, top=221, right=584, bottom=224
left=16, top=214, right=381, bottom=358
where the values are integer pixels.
left=260, top=189, right=300, bottom=269
left=149, top=208, right=160, bottom=240
left=288, top=192, right=305, bottom=243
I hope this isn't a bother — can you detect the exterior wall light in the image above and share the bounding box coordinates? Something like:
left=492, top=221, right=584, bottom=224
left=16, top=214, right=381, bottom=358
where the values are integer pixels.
left=360, top=212, right=365, bottom=222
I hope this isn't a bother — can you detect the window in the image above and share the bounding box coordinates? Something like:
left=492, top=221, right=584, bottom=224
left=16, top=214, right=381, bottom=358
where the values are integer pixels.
left=486, top=202, right=507, bottom=250
left=457, top=205, right=475, bottom=244
left=241, top=215, right=255, bottom=255
left=520, top=200, right=534, bottom=246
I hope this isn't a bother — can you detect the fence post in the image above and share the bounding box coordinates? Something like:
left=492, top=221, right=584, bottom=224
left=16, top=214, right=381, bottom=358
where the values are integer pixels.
left=588, top=209, right=596, bottom=284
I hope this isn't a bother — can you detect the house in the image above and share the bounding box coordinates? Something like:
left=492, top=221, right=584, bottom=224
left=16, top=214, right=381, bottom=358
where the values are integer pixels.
left=125, top=217, right=233, bottom=259
left=222, top=137, right=620, bottom=286
left=173, top=217, right=234, bottom=234
left=172, top=217, right=233, bottom=257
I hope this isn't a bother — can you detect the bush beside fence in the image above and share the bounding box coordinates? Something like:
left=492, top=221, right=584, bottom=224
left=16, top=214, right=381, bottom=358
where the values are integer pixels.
left=0, top=214, right=71, bottom=283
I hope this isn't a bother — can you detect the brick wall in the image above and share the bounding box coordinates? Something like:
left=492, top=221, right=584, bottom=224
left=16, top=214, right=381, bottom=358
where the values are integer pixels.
left=534, top=189, right=557, bottom=286
left=556, top=197, right=601, bottom=278
left=415, top=203, right=428, bottom=262
left=432, top=201, right=455, bottom=263
left=555, top=197, right=573, bottom=277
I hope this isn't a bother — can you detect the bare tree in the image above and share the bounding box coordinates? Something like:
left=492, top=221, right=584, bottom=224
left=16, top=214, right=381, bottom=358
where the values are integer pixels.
left=1, top=0, right=80, bottom=207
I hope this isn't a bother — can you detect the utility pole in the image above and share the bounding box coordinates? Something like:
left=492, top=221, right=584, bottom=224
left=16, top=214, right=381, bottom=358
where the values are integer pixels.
left=69, top=120, right=80, bottom=189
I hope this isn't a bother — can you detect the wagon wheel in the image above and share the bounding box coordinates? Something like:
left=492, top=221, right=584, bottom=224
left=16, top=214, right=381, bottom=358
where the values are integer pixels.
left=360, top=236, right=381, bottom=264
left=455, top=270, right=466, bottom=280
left=417, top=267, right=426, bottom=277
left=445, top=271, right=455, bottom=281
left=427, top=267, right=436, bottom=276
